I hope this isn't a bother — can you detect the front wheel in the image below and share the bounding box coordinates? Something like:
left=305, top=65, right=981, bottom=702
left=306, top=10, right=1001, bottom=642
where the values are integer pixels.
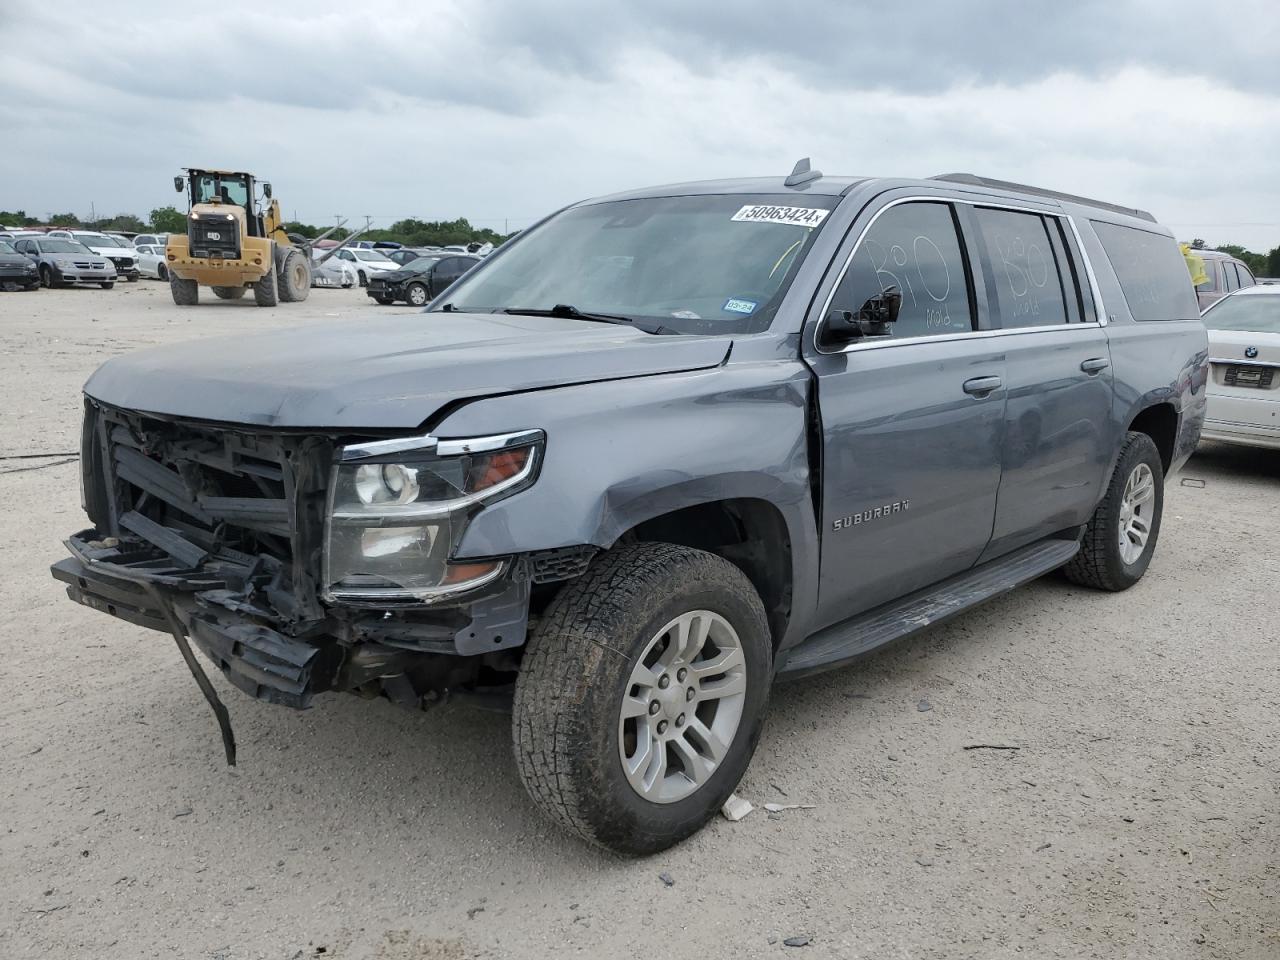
left=100, top=282, right=115, bottom=290
left=405, top=281, right=429, bottom=307
left=513, top=543, right=771, bottom=855
left=1063, top=431, right=1165, bottom=591
left=126, top=274, right=139, bottom=283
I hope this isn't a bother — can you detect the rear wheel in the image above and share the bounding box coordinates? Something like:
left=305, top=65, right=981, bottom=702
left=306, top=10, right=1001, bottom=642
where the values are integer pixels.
left=374, top=296, right=394, bottom=305
left=211, top=285, right=247, bottom=300
left=277, top=250, right=311, bottom=302
left=100, top=282, right=115, bottom=290
left=513, top=543, right=772, bottom=855
left=1063, top=431, right=1165, bottom=591
left=157, top=264, right=168, bottom=281
left=406, top=281, right=429, bottom=307
left=253, top=267, right=278, bottom=307
left=126, top=274, right=139, bottom=283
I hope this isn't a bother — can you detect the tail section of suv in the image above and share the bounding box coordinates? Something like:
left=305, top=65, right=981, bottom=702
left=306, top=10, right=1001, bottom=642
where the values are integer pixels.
left=51, top=164, right=1206, bottom=853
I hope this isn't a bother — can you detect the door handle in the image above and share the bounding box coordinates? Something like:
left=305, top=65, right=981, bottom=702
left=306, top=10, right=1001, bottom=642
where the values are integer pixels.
left=1080, top=357, right=1111, bottom=375
left=962, top=375, right=1003, bottom=397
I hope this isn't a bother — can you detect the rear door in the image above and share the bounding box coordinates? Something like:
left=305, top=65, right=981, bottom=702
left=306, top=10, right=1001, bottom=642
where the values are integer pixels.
left=430, top=256, right=475, bottom=297
left=804, top=197, right=1008, bottom=628
left=963, top=205, right=1117, bottom=560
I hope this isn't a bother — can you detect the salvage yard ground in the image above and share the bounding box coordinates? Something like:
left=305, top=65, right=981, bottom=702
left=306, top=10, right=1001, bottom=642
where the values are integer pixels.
left=1, top=282, right=1277, bottom=959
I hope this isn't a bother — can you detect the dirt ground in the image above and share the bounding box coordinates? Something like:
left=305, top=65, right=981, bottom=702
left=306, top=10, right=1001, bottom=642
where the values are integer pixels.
left=1, top=280, right=1277, bottom=960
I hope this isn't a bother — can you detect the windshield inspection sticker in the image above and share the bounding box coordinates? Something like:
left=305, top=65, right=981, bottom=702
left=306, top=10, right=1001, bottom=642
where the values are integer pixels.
left=731, top=204, right=829, bottom=227
left=723, top=298, right=758, bottom=315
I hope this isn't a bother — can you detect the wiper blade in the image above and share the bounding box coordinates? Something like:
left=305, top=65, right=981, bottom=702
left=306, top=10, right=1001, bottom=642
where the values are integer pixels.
left=502, top=303, right=637, bottom=325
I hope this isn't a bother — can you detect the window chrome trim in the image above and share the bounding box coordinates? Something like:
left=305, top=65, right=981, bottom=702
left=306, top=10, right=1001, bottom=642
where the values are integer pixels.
left=813, top=194, right=1104, bottom=356
left=1063, top=215, right=1109, bottom=328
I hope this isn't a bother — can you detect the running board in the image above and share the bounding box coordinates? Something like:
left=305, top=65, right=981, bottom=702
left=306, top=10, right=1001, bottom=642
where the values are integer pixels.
left=777, top=538, right=1080, bottom=679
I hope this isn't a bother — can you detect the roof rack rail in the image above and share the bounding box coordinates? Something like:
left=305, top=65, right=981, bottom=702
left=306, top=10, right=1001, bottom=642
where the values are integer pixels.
left=929, top=173, right=1156, bottom=223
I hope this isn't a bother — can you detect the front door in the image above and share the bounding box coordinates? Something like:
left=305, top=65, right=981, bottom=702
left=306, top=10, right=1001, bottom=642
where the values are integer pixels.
left=804, top=199, right=1007, bottom=630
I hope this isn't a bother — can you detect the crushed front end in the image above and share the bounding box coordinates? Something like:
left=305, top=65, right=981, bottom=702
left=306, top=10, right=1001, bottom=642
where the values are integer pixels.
left=52, top=401, right=556, bottom=722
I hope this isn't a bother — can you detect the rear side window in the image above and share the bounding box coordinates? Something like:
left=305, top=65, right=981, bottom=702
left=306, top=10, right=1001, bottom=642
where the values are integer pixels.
left=1238, top=262, right=1256, bottom=286
left=1223, top=262, right=1240, bottom=292
left=973, top=208, right=1072, bottom=327
left=1196, top=258, right=1218, bottom=292
left=831, top=201, right=974, bottom=338
left=1091, top=221, right=1199, bottom=321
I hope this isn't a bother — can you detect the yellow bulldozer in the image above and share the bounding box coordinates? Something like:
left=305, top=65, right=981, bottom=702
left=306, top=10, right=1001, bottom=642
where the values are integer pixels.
left=164, top=168, right=313, bottom=307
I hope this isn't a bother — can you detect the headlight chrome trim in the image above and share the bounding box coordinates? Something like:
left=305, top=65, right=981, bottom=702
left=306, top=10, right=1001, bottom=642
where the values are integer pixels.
left=339, top=428, right=543, bottom=463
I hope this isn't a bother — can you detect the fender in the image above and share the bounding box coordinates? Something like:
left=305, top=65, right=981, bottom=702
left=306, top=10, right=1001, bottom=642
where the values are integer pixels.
left=432, top=358, right=823, bottom=647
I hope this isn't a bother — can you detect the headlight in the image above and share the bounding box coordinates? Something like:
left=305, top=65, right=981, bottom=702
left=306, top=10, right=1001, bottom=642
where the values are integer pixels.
left=323, top=429, right=543, bottom=604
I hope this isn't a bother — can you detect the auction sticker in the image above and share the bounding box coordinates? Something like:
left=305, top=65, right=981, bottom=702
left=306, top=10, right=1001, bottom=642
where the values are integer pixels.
left=731, top=204, right=829, bottom=227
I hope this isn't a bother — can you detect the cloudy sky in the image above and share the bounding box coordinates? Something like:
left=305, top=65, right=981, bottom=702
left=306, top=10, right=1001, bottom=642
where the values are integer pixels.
left=2, top=1, right=1278, bottom=249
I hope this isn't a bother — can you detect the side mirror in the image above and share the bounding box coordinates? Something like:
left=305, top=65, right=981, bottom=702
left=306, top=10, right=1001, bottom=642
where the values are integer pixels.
left=174, top=176, right=184, bottom=193
left=262, top=182, right=273, bottom=199
left=824, top=288, right=902, bottom=343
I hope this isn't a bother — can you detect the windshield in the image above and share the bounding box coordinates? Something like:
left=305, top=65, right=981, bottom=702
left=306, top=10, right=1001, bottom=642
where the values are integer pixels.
left=436, top=193, right=838, bottom=334
left=41, top=239, right=91, bottom=254
left=353, top=249, right=392, bottom=262
left=77, top=234, right=124, bottom=248
left=1202, top=293, right=1280, bottom=333
left=193, top=173, right=250, bottom=206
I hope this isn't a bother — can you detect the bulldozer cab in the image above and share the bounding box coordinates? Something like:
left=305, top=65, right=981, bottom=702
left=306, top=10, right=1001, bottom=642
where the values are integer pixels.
left=177, top=169, right=273, bottom=238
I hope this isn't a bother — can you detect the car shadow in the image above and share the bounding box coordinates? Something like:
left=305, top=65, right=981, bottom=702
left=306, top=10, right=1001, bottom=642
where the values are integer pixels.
left=1186, top=440, right=1280, bottom=482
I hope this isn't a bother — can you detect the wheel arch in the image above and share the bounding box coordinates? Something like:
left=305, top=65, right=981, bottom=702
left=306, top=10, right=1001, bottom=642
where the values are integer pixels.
left=616, top=496, right=794, bottom=651
left=1127, top=401, right=1178, bottom=473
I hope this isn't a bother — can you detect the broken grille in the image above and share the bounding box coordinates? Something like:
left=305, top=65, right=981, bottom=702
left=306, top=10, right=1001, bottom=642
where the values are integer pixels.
left=86, top=403, right=333, bottom=621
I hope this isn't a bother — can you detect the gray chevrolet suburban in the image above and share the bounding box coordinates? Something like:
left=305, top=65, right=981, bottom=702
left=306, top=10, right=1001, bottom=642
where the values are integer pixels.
left=52, top=163, right=1208, bottom=854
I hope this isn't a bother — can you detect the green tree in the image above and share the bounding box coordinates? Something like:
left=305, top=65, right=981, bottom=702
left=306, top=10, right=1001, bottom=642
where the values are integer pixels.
left=99, top=213, right=147, bottom=233
left=1213, top=244, right=1268, bottom=276
left=0, top=210, right=39, bottom=227
left=149, top=206, right=187, bottom=233
left=47, top=212, right=82, bottom=227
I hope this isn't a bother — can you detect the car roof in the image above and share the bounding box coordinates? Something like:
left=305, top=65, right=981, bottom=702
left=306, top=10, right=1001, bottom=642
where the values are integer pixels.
left=1196, top=249, right=1244, bottom=262
left=1223, top=284, right=1280, bottom=297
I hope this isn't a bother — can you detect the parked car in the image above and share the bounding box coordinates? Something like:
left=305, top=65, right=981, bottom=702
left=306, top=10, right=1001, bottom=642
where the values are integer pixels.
left=0, top=239, right=40, bottom=290
left=52, top=166, right=1205, bottom=854
left=385, top=247, right=438, bottom=266
left=1199, top=285, right=1280, bottom=448
left=310, top=253, right=357, bottom=289
left=1193, top=248, right=1256, bottom=311
left=367, top=254, right=480, bottom=306
left=133, top=233, right=168, bottom=249
left=135, top=244, right=168, bottom=280
left=331, top=246, right=397, bottom=286
left=58, top=232, right=141, bottom=282
left=13, top=236, right=117, bottom=288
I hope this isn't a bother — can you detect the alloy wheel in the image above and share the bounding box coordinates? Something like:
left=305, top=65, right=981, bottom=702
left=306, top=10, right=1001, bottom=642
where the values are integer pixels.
left=618, top=610, right=747, bottom=804
left=1118, top=462, right=1155, bottom=564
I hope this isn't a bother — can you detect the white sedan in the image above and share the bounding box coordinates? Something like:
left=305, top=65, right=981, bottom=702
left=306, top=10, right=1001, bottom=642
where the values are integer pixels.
left=1201, top=286, right=1280, bottom=449
left=135, top=244, right=169, bottom=280
left=330, top=247, right=397, bottom=286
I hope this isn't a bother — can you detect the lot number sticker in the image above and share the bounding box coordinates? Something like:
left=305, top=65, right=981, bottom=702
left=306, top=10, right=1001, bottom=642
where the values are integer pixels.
left=731, top=204, right=829, bottom=227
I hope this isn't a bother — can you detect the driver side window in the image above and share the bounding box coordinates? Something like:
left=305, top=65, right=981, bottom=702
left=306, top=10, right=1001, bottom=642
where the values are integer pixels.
left=831, top=202, right=974, bottom=339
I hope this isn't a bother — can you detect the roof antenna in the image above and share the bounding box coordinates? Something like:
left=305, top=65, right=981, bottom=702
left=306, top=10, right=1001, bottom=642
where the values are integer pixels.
left=784, top=157, right=822, bottom=188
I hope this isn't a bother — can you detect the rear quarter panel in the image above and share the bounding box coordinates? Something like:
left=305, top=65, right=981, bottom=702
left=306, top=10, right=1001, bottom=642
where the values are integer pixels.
left=1072, top=215, right=1208, bottom=477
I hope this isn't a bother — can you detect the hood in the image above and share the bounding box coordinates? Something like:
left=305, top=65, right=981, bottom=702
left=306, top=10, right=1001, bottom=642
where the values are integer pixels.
left=86, top=246, right=134, bottom=260
left=0, top=252, right=32, bottom=267
left=84, top=311, right=733, bottom=429
left=381, top=267, right=426, bottom=282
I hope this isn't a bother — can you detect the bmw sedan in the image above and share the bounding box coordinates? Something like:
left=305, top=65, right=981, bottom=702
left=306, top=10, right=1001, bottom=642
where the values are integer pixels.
left=1201, top=285, right=1280, bottom=449
left=366, top=253, right=480, bottom=306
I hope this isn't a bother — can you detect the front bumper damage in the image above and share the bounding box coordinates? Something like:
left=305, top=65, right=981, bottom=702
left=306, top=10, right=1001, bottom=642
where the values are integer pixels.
left=52, top=529, right=531, bottom=710
left=52, top=402, right=539, bottom=762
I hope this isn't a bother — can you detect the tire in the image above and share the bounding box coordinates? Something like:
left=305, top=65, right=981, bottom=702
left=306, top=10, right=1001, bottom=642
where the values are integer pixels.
left=157, top=264, right=168, bottom=281
left=277, top=249, right=311, bottom=303
left=513, top=542, right=772, bottom=855
left=39, top=264, right=59, bottom=288
left=1063, top=431, right=1165, bottom=591
left=374, top=296, right=394, bottom=305
left=100, top=282, right=115, bottom=290
left=253, top=266, right=278, bottom=307
left=211, top=285, right=247, bottom=300
left=358, top=270, right=368, bottom=287
left=405, top=282, right=429, bottom=307
left=169, top=273, right=199, bottom=305
left=126, top=274, right=139, bottom=283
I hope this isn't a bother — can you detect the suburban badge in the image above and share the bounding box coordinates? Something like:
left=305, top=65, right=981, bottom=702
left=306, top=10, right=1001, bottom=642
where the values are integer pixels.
left=832, top=500, right=910, bottom=530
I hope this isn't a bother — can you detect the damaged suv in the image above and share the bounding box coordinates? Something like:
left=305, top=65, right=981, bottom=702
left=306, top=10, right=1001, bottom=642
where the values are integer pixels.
left=53, top=163, right=1207, bottom=854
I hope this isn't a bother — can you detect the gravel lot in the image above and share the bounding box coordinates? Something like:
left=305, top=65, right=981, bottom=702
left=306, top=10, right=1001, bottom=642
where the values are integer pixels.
left=1, top=281, right=1277, bottom=960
